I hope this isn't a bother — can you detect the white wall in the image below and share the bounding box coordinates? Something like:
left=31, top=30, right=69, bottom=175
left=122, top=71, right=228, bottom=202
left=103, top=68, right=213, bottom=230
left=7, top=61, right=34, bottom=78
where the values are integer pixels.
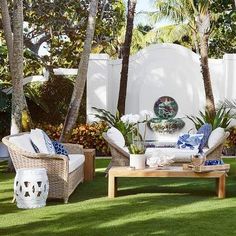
left=87, top=43, right=236, bottom=140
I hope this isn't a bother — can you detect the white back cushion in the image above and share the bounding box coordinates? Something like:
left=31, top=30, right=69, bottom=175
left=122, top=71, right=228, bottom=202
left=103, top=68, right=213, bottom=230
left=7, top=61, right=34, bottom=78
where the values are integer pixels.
left=30, top=129, right=55, bottom=154
left=107, top=127, right=125, bottom=148
left=9, top=134, right=36, bottom=153
left=208, top=127, right=225, bottom=148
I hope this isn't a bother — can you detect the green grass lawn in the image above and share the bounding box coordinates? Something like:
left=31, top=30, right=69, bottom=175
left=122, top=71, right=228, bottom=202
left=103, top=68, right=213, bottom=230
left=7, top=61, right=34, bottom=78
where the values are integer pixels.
left=1, top=159, right=236, bottom=236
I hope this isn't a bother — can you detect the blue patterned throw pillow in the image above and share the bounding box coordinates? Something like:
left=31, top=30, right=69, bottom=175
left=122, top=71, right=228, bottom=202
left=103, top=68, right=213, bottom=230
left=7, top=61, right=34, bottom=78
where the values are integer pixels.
left=205, top=159, right=224, bottom=165
left=177, top=133, right=204, bottom=150
left=52, top=141, right=69, bottom=157
left=197, top=123, right=212, bottom=152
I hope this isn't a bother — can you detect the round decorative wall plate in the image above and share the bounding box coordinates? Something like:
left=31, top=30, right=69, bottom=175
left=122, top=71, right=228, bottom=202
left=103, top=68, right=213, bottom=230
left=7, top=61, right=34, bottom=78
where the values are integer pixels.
left=153, top=96, right=178, bottom=119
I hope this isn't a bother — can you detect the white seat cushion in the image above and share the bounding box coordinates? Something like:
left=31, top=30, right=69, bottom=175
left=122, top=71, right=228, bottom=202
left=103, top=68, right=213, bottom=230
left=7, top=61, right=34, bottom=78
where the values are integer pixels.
left=107, top=127, right=125, bottom=148
left=68, top=154, right=85, bottom=173
left=208, top=127, right=225, bottom=148
left=146, top=148, right=199, bottom=162
left=30, top=129, right=55, bottom=154
left=9, top=134, right=36, bottom=153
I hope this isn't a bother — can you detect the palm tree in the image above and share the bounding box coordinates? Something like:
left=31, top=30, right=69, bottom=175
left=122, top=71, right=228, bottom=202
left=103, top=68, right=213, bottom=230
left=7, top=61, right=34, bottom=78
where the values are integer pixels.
left=152, top=0, right=200, bottom=52
left=10, top=0, right=25, bottom=134
left=193, top=0, right=216, bottom=118
left=153, top=0, right=216, bottom=118
left=0, top=0, right=32, bottom=135
left=117, top=0, right=137, bottom=115
left=0, top=0, right=25, bottom=170
left=60, top=0, right=99, bottom=142
left=0, top=0, right=13, bottom=70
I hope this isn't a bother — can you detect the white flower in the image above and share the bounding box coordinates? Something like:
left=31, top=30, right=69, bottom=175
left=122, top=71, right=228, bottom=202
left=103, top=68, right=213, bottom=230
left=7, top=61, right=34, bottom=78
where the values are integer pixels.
left=121, top=114, right=140, bottom=125
left=121, top=114, right=131, bottom=123
left=140, top=110, right=154, bottom=121
left=131, top=114, right=140, bottom=124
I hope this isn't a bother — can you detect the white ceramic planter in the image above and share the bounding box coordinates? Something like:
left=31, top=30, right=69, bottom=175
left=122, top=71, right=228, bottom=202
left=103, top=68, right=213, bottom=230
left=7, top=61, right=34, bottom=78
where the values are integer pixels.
left=130, top=154, right=146, bottom=170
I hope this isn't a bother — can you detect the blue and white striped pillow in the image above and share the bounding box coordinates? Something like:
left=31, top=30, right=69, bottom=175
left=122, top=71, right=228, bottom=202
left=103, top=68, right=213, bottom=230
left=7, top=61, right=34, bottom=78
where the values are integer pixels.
left=30, top=129, right=55, bottom=154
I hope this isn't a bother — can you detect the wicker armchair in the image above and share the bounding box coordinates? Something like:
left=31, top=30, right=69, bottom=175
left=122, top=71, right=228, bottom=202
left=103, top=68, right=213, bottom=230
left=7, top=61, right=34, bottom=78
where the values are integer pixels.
left=103, top=133, right=129, bottom=173
left=204, top=131, right=230, bottom=160
left=2, top=133, right=85, bottom=203
left=103, top=131, right=230, bottom=172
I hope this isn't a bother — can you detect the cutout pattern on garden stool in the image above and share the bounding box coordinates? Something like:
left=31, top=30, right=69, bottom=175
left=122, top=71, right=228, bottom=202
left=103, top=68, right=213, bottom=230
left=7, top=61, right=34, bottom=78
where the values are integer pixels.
left=14, top=168, right=49, bottom=209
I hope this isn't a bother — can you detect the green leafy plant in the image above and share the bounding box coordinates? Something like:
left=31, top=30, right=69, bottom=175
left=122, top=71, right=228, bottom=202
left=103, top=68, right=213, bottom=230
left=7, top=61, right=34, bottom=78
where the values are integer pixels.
left=128, top=141, right=146, bottom=154
left=187, top=105, right=236, bottom=130
left=225, top=126, right=236, bottom=148
left=92, top=107, right=136, bottom=146
left=36, top=122, right=110, bottom=156
left=0, top=81, right=11, bottom=139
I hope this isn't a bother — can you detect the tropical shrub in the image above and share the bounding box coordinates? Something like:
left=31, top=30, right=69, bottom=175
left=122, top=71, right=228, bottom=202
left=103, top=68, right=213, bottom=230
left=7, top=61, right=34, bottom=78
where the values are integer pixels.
left=0, top=98, right=11, bottom=139
left=36, top=122, right=110, bottom=155
left=70, top=122, right=109, bottom=155
left=28, top=76, right=87, bottom=125
left=225, top=126, right=236, bottom=148
left=92, top=108, right=154, bottom=149
left=187, top=105, right=236, bottom=130
left=92, top=107, right=135, bottom=145
left=0, top=82, right=11, bottom=139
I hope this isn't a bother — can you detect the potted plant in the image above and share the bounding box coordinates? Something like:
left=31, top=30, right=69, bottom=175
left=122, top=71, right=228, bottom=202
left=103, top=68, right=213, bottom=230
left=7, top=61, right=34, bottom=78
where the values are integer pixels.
left=129, top=139, right=146, bottom=169
left=121, top=110, right=154, bottom=169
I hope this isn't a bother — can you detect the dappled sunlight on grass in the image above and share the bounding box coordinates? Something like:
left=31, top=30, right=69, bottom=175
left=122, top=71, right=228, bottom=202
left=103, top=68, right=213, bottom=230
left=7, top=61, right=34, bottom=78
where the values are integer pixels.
left=0, top=158, right=236, bottom=236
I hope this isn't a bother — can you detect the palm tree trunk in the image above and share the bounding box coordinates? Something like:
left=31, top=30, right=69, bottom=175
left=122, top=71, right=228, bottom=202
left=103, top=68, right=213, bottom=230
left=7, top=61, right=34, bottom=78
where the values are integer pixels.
left=197, top=11, right=216, bottom=118
left=193, top=30, right=200, bottom=54
left=117, top=0, right=137, bottom=115
left=199, top=37, right=216, bottom=118
left=1, top=0, right=31, bottom=132
left=0, top=0, right=13, bottom=70
left=60, top=0, right=99, bottom=142
left=11, top=0, right=24, bottom=135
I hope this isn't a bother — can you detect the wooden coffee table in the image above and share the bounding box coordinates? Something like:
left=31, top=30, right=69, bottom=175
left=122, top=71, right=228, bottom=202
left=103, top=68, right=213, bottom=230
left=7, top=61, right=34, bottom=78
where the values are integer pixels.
left=108, top=166, right=227, bottom=198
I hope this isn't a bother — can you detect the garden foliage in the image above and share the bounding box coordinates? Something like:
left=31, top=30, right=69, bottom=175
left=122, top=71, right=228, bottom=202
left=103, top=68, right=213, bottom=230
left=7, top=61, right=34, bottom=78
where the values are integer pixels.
left=187, top=105, right=236, bottom=130
left=36, top=122, right=110, bottom=155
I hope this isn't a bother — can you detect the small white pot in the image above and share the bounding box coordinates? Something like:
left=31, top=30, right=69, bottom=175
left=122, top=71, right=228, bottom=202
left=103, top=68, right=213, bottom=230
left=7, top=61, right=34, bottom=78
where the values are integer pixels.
left=130, top=154, right=146, bottom=170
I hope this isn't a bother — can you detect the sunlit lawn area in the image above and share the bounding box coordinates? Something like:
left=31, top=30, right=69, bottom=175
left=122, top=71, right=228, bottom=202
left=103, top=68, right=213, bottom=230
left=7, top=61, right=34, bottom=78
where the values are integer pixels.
left=1, top=158, right=236, bottom=236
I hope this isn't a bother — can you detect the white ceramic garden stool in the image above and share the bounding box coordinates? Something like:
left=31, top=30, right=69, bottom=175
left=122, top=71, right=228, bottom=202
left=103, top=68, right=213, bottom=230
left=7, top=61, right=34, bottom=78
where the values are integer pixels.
left=14, top=168, right=49, bottom=209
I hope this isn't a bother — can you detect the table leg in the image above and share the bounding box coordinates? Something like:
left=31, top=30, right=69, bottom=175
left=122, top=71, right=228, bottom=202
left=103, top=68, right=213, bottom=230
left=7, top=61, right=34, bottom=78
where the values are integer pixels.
left=83, top=149, right=96, bottom=181
left=108, top=175, right=117, bottom=198
left=216, top=174, right=226, bottom=198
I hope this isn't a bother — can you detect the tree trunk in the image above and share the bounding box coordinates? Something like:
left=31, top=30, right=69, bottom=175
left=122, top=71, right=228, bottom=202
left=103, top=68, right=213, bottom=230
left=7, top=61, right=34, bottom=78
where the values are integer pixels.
left=1, top=0, right=31, bottom=132
left=0, top=0, right=13, bottom=70
left=11, top=0, right=24, bottom=135
left=59, top=0, right=99, bottom=142
left=117, top=0, right=137, bottom=115
left=197, top=12, right=216, bottom=118
left=192, top=30, right=199, bottom=54
left=199, top=34, right=216, bottom=117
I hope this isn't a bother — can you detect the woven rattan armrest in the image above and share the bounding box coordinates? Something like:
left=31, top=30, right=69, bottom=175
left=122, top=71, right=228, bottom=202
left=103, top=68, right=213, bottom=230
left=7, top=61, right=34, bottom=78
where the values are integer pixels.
left=24, top=152, right=69, bottom=161
left=204, top=132, right=229, bottom=159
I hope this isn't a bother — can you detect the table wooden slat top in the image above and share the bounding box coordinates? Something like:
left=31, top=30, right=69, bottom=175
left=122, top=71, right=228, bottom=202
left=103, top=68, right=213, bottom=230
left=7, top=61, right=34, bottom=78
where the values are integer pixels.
left=109, top=166, right=226, bottom=178
left=108, top=166, right=227, bottom=199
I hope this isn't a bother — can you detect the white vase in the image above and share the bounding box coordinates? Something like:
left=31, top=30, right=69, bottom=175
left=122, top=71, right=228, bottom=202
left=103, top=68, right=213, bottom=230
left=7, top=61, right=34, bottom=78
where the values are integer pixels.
left=130, top=154, right=146, bottom=170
